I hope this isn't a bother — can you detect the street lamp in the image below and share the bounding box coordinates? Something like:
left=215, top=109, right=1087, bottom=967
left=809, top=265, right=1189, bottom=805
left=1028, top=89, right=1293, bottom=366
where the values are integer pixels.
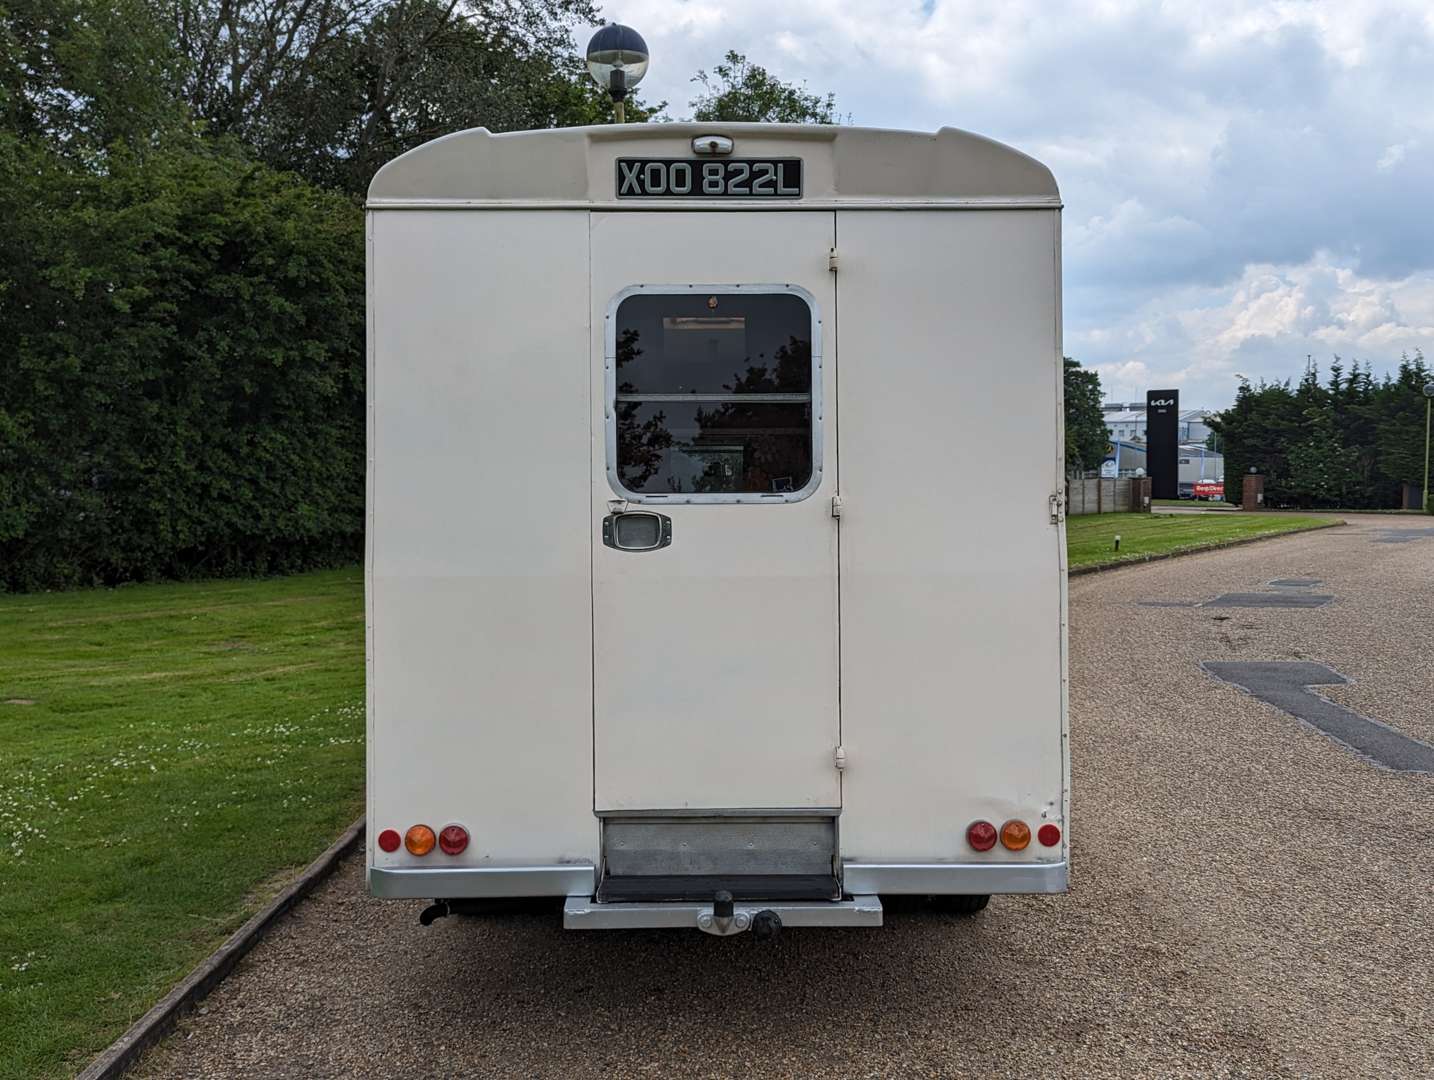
left=585, top=24, right=649, bottom=124
left=1423, top=381, right=1434, bottom=514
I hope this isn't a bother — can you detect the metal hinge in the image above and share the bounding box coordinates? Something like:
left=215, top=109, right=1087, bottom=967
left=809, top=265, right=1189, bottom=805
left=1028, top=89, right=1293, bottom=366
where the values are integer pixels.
left=828, top=247, right=839, bottom=272
left=834, top=745, right=847, bottom=771
left=1049, top=491, right=1066, bottom=524
left=831, top=494, right=844, bottom=519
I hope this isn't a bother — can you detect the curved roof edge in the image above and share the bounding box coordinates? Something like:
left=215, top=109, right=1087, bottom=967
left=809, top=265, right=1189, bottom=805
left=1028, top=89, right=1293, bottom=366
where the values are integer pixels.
left=367, top=123, right=1059, bottom=205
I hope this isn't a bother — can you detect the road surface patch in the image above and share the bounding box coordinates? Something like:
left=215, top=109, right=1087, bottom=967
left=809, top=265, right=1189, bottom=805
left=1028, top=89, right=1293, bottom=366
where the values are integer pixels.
left=1202, top=592, right=1334, bottom=608
left=1202, top=661, right=1434, bottom=773
left=1138, top=588, right=1334, bottom=608
left=1267, top=578, right=1322, bottom=587
left=1371, top=527, right=1434, bottom=544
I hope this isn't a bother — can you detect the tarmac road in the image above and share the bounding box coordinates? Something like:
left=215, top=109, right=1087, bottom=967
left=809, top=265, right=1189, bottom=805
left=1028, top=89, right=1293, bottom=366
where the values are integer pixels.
left=137, top=514, right=1434, bottom=1079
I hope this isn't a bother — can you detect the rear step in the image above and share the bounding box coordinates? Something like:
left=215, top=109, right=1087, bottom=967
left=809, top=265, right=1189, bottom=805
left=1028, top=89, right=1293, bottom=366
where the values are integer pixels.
left=598, top=873, right=841, bottom=903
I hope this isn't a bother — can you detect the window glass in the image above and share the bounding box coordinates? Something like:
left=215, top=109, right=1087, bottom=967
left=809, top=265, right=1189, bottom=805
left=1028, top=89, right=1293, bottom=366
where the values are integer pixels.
left=612, top=292, right=814, bottom=496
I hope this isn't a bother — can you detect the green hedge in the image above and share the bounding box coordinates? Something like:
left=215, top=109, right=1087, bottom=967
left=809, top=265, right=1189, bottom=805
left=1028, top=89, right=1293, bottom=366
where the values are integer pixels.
left=1211, top=358, right=1432, bottom=511
left=0, top=140, right=365, bottom=590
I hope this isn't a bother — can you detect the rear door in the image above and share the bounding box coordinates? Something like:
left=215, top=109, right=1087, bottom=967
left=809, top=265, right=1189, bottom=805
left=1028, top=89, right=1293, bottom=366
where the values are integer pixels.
left=834, top=209, right=1066, bottom=862
left=589, top=211, right=839, bottom=811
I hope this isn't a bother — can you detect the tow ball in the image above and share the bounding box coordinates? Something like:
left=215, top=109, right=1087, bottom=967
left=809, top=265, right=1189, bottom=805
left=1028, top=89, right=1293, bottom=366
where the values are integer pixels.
left=696, top=891, right=783, bottom=940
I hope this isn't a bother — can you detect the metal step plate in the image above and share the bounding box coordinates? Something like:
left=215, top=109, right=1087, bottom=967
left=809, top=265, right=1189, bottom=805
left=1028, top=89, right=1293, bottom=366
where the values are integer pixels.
left=601, top=815, right=837, bottom=878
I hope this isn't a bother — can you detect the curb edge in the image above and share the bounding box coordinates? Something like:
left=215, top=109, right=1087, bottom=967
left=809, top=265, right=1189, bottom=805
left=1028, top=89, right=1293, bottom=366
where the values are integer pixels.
left=77, top=816, right=366, bottom=1080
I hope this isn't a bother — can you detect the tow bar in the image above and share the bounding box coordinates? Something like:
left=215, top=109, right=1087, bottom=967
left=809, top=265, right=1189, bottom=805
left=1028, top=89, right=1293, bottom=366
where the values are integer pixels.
left=562, top=893, right=881, bottom=933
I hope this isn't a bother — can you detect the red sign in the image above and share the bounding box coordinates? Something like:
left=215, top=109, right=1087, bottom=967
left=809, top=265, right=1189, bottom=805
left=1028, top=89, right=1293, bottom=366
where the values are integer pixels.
left=1194, top=482, right=1225, bottom=499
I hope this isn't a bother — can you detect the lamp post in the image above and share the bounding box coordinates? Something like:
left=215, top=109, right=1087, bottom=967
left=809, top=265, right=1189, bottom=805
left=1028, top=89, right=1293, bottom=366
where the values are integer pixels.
left=1423, top=381, right=1434, bottom=513
left=585, top=24, right=649, bottom=124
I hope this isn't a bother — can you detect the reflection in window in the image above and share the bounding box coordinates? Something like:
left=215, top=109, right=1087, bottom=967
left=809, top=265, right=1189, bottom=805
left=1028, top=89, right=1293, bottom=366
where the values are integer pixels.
left=613, top=292, right=815, bottom=496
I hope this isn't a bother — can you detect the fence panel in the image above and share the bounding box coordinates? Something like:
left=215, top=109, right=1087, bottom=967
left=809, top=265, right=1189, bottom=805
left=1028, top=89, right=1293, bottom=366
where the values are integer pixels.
left=1066, top=477, right=1141, bottom=516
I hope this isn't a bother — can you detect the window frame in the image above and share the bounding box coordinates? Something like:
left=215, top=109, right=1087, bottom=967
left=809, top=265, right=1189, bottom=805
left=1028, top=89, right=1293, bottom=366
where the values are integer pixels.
left=603, top=283, right=824, bottom=504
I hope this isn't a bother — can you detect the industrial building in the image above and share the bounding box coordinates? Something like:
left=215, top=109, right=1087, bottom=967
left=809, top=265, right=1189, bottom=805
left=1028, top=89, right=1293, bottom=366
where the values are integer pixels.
left=1101, top=401, right=1214, bottom=445
left=1100, top=439, right=1225, bottom=497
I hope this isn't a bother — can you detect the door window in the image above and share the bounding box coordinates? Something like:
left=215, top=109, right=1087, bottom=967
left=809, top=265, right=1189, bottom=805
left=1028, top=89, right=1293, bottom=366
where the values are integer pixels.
left=607, top=288, right=821, bottom=502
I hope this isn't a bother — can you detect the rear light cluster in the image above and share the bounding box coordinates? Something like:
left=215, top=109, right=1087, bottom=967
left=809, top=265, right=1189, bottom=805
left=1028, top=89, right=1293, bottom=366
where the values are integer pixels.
left=966, top=819, right=1061, bottom=852
left=376, top=823, right=468, bottom=857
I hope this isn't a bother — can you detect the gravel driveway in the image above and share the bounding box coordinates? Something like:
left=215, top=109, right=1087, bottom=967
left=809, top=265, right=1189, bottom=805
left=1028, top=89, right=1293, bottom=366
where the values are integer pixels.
left=136, top=514, right=1433, bottom=1079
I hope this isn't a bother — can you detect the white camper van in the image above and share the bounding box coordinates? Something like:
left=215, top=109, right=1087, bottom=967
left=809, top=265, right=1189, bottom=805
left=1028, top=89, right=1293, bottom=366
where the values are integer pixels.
left=365, top=123, right=1068, bottom=935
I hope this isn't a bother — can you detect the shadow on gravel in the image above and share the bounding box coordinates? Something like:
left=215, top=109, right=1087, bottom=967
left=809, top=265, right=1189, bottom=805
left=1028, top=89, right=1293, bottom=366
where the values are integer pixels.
left=284, top=884, right=1287, bottom=1080
left=416, top=899, right=1046, bottom=1020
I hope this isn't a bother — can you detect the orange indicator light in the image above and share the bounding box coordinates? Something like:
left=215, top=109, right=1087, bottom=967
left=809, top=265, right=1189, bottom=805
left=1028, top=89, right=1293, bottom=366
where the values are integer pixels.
left=405, top=824, right=436, bottom=856
left=1000, top=820, right=1031, bottom=851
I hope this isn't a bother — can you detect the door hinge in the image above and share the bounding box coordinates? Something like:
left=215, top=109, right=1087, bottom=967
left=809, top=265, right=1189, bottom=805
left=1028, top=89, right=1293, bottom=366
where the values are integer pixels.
left=834, top=745, right=847, bottom=771
left=831, top=494, right=844, bottom=519
left=1049, top=491, right=1066, bottom=524
left=828, top=247, right=839, bottom=272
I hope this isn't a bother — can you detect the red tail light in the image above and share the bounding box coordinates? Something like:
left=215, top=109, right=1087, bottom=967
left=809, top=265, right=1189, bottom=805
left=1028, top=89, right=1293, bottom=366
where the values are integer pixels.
left=377, top=828, right=401, bottom=853
left=1038, top=823, right=1062, bottom=847
left=966, top=820, right=997, bottom=852
left=438, top=824, right=469, bottom=855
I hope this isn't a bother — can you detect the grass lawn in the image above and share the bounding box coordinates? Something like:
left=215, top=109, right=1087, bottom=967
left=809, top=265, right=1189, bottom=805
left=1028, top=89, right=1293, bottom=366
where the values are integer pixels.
left=0, top=569, right=364, bottom=1080
left=1151, top=498, right=1239, bottom=509
left=1067, top=512, right=1333, bottom=569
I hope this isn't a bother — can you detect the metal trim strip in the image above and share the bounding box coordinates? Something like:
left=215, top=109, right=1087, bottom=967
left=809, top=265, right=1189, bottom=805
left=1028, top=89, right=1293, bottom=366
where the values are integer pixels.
left=563, top=894, right=882, bottom=931
left=369, top=864, right=595, bottom=899
left=367, top=199, right=1064, bottom=211
left=615, top=393, right=812, bottom=404
left=595, top=807, right=840, bottom=819
left=841, top=861, right=1068, bottom=895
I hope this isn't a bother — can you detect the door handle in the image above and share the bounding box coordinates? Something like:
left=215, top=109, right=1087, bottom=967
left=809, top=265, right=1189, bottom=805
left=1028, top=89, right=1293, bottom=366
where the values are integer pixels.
left=602, top=511, right=672, bottom=552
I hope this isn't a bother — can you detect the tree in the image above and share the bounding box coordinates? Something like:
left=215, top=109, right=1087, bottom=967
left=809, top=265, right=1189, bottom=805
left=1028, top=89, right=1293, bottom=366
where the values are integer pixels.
left=0, top=139, right=366, bottom=588
left=1210, top=353, right=1432, bottom=509
left=690, top=51, right=838, bottom=124
left=1374, top=352, right=1432, bottom=492
left=1, top=0, right=188, bottom=156
left=1286, top=401, right=1361, bottom=508
left=1063, top=358, right=1107, bottom=476
left=1210, top=377, right=1301, bottom=505
left=169, top=0, right=663, bottom=194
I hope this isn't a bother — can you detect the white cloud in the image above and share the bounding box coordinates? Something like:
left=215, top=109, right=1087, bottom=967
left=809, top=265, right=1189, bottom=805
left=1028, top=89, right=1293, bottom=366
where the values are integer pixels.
left=1376, top=142, right=1409, bottom=170
left=1072, top=255, right=1434, bottom=402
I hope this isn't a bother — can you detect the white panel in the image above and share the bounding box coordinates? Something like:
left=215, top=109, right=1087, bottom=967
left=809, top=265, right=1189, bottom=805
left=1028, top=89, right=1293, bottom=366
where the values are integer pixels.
left=837, top=210, right=1066, bottom=863
left=367, top=210, right=596, bottom=867
left=589, top=212, right=840, bottom=810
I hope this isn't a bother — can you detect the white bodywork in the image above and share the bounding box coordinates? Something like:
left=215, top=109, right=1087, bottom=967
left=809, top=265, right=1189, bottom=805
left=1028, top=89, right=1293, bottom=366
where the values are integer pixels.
left=366, top=124, right=1068, bottom=928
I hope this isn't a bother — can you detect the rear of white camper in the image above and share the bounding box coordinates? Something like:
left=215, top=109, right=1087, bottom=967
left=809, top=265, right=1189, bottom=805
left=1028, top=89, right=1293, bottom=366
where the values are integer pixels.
left=365, top=124, right=1067, bottom=934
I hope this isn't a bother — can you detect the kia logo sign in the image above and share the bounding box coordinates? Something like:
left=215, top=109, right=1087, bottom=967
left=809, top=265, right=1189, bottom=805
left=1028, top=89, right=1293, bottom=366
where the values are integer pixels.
left=1149, top=398, right=1175, bottom=407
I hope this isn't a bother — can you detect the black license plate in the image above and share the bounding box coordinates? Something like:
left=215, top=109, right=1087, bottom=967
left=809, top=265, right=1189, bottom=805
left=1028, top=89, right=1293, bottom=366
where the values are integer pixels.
left=615, top=158, right=802, bottom=199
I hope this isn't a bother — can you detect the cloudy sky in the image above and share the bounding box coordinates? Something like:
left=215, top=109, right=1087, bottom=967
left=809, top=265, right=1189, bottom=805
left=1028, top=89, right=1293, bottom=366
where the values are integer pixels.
left=591, top=0, right=1434, bottom=410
